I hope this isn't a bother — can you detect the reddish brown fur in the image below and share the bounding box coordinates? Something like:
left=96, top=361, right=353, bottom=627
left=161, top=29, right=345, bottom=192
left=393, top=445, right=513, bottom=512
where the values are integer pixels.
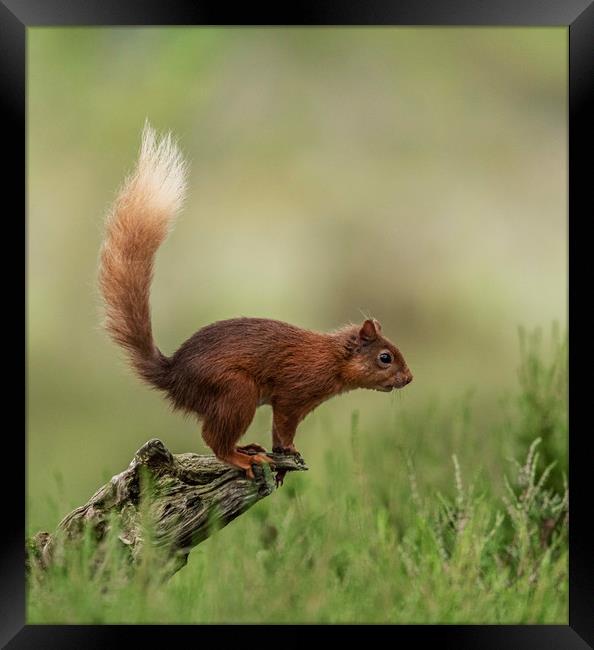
left=99, top=125, right=413, bottom=478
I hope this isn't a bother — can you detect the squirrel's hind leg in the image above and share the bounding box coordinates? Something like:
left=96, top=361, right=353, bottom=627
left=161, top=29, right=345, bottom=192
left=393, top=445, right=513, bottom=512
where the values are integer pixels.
left=201, top=379, right=270, bottom=479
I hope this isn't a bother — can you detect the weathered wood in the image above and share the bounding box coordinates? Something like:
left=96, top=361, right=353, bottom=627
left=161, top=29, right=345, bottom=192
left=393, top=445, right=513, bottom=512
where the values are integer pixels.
left=27, top=439, right=308, bottom=579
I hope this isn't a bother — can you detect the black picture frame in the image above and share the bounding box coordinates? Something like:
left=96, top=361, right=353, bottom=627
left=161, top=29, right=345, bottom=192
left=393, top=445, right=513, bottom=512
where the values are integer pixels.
left=6, top=0, right=591, bottom=646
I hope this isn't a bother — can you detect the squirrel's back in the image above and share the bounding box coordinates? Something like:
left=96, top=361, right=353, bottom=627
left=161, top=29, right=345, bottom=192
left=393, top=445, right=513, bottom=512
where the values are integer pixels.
left=163, top=316, right=349, bottom=414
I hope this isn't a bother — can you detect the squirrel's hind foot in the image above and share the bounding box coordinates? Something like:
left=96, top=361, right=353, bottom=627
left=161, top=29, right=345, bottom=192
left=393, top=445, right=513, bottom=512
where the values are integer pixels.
left=217, top=449, right=272, bottom=480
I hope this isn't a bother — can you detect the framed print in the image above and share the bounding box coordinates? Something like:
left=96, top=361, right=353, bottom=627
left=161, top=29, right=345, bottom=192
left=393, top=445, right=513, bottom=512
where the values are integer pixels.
left=4, top=0, right=591, bottom=646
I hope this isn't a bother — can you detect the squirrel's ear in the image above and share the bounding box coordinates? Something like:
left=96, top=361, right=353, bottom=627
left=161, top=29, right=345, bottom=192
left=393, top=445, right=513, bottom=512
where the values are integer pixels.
left=359, top=319, right=379, bottom=343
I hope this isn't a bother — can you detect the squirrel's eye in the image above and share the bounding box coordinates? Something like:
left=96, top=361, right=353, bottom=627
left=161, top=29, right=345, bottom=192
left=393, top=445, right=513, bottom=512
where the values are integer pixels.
left=378, top=352, right=392, bottom=365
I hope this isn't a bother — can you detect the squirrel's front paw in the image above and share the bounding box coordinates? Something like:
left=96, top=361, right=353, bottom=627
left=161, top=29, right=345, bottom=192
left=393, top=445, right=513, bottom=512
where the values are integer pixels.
left=272, top=445, right=299, bottom=456
left=275, top=468, right=288, bottom=488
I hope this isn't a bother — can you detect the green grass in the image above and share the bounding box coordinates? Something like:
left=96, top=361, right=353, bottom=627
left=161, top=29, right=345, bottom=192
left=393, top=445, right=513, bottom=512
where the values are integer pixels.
left=27, top=327, right=568, bottom=624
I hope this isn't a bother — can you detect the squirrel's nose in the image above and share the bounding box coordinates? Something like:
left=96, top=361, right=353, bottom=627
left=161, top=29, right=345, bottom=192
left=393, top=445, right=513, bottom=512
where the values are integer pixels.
left=396, top=371, right=413, bottom=387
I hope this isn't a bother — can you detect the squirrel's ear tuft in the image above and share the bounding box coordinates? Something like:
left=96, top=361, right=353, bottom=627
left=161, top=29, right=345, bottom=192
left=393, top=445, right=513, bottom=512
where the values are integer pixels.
left=359, top=319, right=379, bottom=342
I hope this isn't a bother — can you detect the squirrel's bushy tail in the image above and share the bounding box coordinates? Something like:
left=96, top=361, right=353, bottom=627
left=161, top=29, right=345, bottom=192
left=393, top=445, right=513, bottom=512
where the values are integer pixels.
left=99, top=122, right=187, bottom=389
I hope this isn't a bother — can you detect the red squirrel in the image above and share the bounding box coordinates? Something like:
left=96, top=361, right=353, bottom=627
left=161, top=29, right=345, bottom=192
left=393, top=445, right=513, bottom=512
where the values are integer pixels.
left=98, top=124, right=413, bottom=480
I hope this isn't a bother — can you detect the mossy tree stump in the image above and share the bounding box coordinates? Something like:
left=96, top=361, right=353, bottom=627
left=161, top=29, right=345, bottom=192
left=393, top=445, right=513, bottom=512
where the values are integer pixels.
left=27, top=439, right=308, bottom=579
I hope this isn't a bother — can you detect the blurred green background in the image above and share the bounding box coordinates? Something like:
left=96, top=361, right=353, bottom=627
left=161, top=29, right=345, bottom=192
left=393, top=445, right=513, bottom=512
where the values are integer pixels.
left=27, top=27, right=567, bottom=533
